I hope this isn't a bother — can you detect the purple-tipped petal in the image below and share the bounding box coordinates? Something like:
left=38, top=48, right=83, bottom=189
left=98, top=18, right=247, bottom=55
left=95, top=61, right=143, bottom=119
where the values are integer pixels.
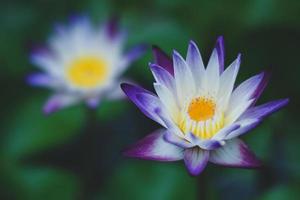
left=209, top=139, right=261, bottom=168
left=121, top=83, right=165, bottom=126
left=225, top=119, right=261, bottom=140
left=184, top=147, right=209, bottom=176
left=251, top=71, right=271, bottom=104
left=26, top=73, right=53, bottom=87
left=43, top=94, right=79, bottom=115
left=163, top=131, right=194, bottom=148
left=105, top=16, right=119, bottom=39
left=136, top=93, right=167, bottom=126
left=227, top=98, right=288, bottom=139
left=152, top=45, right=173, bottom=75
left=215, top=36, right=225, bottom=73
left=234, top=72, right=266, bottom=99
left=125, top=44, right=148, bottom=64
left=186, top=40, right=205, bottom=85
left=187, top=40, right=205, bottom=69
left=173, top=50, right=187, bottom=70
left=240, top=98, right=289, bottom=120
left=121, top=83, right=154, bottom=98
left=123, top=129, right=184, bottom=161
left=149, top=63, right=175, bottom=91
left=228, top=72, right=266, bottom=111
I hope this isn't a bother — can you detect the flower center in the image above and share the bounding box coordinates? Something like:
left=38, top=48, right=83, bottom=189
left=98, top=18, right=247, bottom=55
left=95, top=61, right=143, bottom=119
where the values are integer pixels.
left=67, top=56, right=108, bottom=88
left=187, top=97, right=216, bottom=122
left=178, top=96, right=224, bottom=140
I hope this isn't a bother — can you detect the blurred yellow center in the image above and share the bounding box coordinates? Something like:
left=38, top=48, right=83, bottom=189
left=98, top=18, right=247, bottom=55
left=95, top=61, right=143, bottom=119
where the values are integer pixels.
left=188, top=97, right=216, bottom=122
left=67, top=57, right=108, bottom=88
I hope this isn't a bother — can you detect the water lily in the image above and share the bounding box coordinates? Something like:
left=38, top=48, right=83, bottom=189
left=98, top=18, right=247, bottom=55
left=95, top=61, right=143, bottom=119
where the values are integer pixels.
left=121, top=37, right=289, bottom=176
left=28, top=16, right=145, bottom=114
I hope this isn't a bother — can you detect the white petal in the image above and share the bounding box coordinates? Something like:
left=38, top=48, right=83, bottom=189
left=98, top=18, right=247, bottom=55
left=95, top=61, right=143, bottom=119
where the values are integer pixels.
left=154, top=83, right=179, bottom=120
left=226, top=99, right=255, bottom=124
left=218, top=54, right=241, bottom=110
left=213, top=123, right=241, bottom=140
left=204, top=48, right=220, bottom=95
left=173, top=51, right=195, bottom=104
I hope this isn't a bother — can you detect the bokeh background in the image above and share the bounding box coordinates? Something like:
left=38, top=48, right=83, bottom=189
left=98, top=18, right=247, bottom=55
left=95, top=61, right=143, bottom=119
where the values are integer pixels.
left=0, top=0, right=299, bottom=199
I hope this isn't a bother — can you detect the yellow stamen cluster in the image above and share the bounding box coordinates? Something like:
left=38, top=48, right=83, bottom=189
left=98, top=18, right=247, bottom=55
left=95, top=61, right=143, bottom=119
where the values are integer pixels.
left=178, top=97, right=224, bottom=139
left=188, top=97, right=216, bottom=121
left=67, top=56, right=108, bottom=88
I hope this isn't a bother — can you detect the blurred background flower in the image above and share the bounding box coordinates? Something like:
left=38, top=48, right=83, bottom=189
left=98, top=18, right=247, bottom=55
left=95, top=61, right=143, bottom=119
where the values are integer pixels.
left=0, top=0, right=299, bottom=200
left=28, top=15, right=145, bottom=114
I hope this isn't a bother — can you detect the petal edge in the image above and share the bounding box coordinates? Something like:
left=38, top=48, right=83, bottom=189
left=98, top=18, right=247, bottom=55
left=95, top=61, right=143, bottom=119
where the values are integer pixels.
left=123, top=129, right=184, bottom=161
left=184, top=147, right=209, bottom=176
left=209, top=139, right=261, bottom=168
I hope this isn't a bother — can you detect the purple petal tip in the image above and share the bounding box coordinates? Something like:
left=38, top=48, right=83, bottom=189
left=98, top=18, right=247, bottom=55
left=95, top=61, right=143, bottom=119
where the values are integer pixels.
left=184, top=148, right=209, bottom=176
left=251, top=70, right=271, bottom=101
left=189, top=40, right=198, bottom=47
left=271, top=98, right=290, bottom=111
left=125, top=44, right=148, bottom=63
left=43, top=102, right=59, bottom=115
left=106, top=16, right=120, bottom=39
left=148, top=62, right=154, bottom=67
left=239, top=143, right=262, bottom=168
left=217, top=35, right=224, bottom=43
left=215, top=36, right=225, bottom=73
left=123, top=130, right=183, bottom=161
left=152, top=45, right=174, bottom=75
left=120, top=83, right=130, bottom=96
left=173, top=50, right=180, bottom=57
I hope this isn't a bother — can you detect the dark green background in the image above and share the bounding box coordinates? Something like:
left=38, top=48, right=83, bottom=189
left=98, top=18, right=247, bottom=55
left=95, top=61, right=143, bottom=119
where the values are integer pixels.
left=0, top=0, right=299, bottom=199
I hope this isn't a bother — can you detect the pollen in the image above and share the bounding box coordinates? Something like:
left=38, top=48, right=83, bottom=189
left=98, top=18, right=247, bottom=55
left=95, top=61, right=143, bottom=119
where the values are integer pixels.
left=67, top=56, right=108, bottom=88
left=187, top=97, right=216, bottom=122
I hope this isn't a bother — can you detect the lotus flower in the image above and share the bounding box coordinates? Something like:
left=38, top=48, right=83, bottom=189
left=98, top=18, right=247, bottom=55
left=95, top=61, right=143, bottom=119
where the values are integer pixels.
left=121, top=37, right=288, bottom=176
left=28, top=16, right=145, bottom=114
